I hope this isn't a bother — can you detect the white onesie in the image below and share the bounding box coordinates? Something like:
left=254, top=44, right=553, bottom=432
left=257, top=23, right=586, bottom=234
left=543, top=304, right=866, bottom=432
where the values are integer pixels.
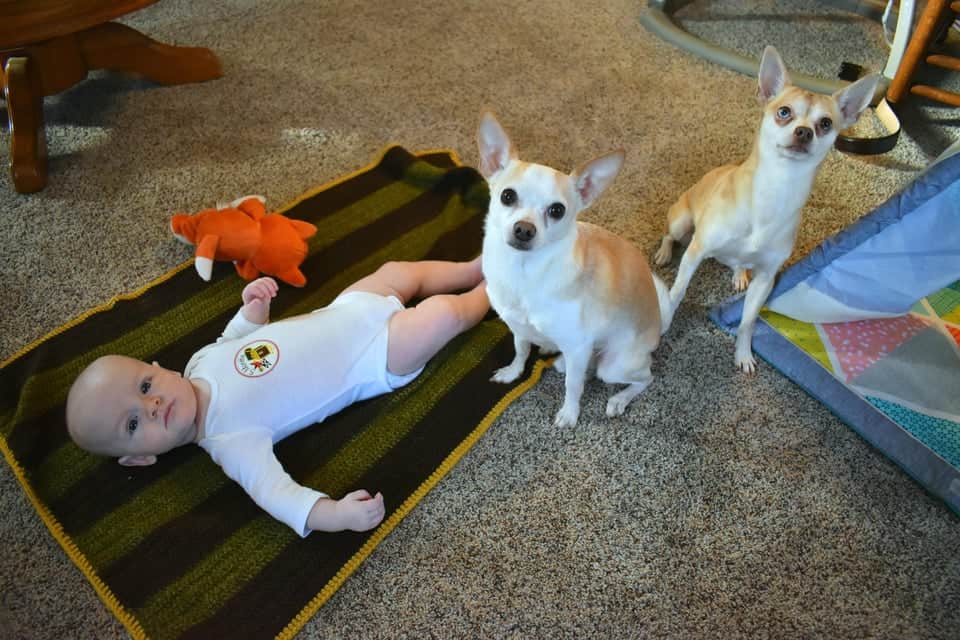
left=185, top=291, right=421, bottom=536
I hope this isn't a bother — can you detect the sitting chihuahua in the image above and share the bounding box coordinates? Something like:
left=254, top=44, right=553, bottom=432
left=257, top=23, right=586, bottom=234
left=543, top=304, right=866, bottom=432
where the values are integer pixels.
left=653, top=45, right=879, bottom=373
left=478, top=111, right=671, bottom=427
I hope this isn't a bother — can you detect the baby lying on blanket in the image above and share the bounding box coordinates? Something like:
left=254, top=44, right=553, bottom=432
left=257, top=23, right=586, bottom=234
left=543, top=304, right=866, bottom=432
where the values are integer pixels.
left=65, top=258, right=489, bottom=536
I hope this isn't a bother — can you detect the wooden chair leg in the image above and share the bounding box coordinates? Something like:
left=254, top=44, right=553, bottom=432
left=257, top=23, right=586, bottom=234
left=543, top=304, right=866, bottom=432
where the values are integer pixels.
left=3, top=56, right=47, bottom=193
left=887, top=0, right=948, bottom=103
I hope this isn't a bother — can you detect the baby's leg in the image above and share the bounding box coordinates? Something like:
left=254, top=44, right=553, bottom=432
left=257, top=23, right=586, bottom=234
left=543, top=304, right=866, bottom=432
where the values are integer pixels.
left=387, top=282, right=489, bottom=375
left=341, top=257, right=483, bottom=304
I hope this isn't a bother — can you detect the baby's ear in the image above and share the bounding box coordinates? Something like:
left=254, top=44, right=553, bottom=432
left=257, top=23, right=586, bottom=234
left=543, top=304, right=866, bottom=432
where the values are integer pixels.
left=119, top=454, right=157, bottom=467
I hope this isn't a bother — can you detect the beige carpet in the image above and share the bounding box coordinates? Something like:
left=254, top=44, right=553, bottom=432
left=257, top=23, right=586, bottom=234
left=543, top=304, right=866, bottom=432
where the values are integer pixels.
left=1, top=1, right=958, bottom=638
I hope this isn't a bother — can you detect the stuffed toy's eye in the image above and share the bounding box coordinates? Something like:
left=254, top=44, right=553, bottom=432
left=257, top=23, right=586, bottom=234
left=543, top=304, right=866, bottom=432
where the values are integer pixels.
left=547, top=203, right=566, bottom=220
left=500, top=188, right=517, bottom=206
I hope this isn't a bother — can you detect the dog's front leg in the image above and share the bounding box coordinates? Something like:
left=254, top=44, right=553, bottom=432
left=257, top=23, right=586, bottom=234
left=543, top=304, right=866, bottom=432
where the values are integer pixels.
left=554, top=346, right=592, bottom=428
left=734, top=269, right=776, bottom=374
left=491, top=333, right=531, bottom=383
left=669, top=238, right=706, bottom=308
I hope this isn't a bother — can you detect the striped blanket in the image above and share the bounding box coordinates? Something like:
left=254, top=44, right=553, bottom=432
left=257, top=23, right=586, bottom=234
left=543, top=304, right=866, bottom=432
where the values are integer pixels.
left=0, top=147, right=546, bottom=640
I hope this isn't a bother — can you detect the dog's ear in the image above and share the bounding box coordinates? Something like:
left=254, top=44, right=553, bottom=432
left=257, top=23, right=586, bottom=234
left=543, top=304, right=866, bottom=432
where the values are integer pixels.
left=833, top=73, right=880, bottom=128
left=757, top=46, right=789, bottom=103
left=571, top=150, right=624, bottom=209
left=477, top=110, right=515, bottom=179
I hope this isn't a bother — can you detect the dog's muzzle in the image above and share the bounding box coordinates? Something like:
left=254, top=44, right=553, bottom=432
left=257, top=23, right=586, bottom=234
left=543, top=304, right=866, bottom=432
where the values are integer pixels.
left=509, top=220, right=536, bottom=250
left=785, top=126, right=813, bottom=154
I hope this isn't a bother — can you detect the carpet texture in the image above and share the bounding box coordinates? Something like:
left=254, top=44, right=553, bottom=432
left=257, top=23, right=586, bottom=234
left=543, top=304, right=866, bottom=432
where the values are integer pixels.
left=0, top=148, right=546, bottom=640
left=2, top=1, right=959, bottom=639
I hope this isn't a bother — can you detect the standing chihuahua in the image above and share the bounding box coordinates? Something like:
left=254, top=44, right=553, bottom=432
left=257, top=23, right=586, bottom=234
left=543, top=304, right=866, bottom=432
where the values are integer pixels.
left=653, top=45, right=879, bottom=373
left=479, top=111, right=671, bottom=427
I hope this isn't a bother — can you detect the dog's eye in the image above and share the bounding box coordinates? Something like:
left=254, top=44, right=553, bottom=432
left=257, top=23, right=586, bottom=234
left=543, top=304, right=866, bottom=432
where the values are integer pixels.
left=819, top=117, right=832, bottom=132
left=777, top=106, right=792, bottom=119
left=546, top=203, right=565, bottom=220
left=500, top=188, right=517, bottom=206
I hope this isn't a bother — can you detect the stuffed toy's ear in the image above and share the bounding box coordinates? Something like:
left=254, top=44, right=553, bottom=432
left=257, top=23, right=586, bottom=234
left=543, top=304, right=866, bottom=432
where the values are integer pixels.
left=236, top=196, right=267, bottom=220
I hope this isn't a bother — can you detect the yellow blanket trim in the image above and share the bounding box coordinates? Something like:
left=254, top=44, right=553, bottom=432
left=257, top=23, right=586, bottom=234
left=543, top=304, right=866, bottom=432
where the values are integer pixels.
left=0, top=435, right=148, bottom=638
left=277, top=357, right=552, bottom=640
left=0, top=146, right=463, bottom=640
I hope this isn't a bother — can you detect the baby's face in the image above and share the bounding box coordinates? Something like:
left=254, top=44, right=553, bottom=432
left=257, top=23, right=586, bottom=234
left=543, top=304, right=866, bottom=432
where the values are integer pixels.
left=69, top=355, right=199, bottom=459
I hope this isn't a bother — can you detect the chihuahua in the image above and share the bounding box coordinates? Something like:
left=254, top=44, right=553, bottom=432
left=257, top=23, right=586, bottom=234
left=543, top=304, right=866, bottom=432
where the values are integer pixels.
left=653, top=46, right=879, bottom=373
left=478, top=111, right=671, bottom=427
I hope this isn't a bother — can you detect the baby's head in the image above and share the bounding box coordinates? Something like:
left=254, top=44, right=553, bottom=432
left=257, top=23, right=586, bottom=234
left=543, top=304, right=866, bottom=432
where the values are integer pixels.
left=66, top=355, right=200, bottom=467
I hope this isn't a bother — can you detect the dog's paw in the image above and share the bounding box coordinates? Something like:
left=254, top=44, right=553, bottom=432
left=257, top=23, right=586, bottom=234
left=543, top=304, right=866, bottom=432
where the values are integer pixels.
left=653, top=244, right=672, bottom=267
left=491, top=363, right=523, bottom=384
left=735, top=350, right=758, bottom=375
left=732, top=269, right=751, bottom=292
left=606, top=395, right=630, bottom=417
left=553, top=403, right=580, bottom=428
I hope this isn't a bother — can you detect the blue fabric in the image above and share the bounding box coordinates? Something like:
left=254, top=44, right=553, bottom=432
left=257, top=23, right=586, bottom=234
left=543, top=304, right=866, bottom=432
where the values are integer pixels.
left=802, top=182, right=960, bottom=314
left=866, top=397, right=960, bottom=469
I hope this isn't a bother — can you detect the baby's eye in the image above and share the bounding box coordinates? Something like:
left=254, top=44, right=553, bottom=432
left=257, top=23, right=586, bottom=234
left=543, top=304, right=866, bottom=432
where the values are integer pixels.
left=140, top=380, right=151, bottom=394
left=777, top=106, right=792, bottom=119
left=127, top=416, right=139, bottom=434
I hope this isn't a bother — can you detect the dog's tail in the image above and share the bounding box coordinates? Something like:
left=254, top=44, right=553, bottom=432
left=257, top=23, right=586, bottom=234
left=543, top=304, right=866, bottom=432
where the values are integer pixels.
left=652, top=274, right=673, bottom=336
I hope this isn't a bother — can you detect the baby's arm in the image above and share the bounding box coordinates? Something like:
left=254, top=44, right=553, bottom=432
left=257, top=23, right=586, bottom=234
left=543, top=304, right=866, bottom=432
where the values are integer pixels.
left=240, top=277, right=279, bottom=325
left=205, top=430, right=384, bottom=535
left=307, top=491, right=385, bottom=532
left=213, top=277, right=280, bottom=343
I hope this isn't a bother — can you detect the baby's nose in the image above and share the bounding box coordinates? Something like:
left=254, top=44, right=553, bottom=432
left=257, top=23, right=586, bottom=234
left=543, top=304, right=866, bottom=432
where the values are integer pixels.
left=145, top=395, right=161, bottom=417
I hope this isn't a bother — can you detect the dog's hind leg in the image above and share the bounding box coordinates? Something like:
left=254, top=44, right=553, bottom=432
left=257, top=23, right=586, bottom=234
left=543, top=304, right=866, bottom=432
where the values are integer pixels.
left=597, top=349, right=653, bottom=417
left=654, top=196, right=694, bottom=267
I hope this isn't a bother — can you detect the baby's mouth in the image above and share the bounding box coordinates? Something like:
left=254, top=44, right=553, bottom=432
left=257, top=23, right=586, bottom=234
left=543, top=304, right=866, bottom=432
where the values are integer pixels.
left=164, top=402, right=174, bottom=427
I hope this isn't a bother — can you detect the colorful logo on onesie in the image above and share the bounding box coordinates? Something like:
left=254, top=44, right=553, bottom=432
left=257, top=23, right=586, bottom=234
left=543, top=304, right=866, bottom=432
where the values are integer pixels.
left=234, top=340, right=279, bottom=377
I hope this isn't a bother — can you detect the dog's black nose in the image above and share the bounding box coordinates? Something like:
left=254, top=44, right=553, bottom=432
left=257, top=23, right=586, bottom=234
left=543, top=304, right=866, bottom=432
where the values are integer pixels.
left=513, top=221, right=536, bottom=243
left=794, top=126, right=813, bottom=143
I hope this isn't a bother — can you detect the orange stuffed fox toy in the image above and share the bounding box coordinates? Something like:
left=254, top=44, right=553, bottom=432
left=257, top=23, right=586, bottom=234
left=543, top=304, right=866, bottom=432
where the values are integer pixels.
left=171, top=195, right=317, bottom=287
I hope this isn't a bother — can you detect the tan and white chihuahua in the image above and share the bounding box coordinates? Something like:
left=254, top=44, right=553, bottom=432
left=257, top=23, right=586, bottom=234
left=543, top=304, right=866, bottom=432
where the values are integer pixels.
left=653, top=46, right=879, bottom=373
left=478, top=111, right=671, bottom=427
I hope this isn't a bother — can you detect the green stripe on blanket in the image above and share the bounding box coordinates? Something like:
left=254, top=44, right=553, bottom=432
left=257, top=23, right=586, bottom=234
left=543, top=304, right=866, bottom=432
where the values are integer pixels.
left=0, top=147, right=546, bottom=640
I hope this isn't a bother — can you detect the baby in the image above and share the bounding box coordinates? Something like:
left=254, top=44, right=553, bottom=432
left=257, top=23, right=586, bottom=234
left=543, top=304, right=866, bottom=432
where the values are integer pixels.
left=66, top=257, right=489, bottom=536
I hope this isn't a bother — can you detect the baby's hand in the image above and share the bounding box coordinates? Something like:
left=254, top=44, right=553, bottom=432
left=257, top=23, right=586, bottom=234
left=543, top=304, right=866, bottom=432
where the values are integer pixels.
left=336, top=490, right=385, bottom=531
left=240, top=277, right=278, bottom=324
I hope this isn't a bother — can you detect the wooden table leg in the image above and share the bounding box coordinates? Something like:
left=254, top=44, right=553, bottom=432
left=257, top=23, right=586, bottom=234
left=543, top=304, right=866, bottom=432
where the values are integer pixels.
left=2, top=21, right=222, bottom=193
left=79, top=22, right=222, bottom=85
left=3, top=56, right=47, bottom=193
